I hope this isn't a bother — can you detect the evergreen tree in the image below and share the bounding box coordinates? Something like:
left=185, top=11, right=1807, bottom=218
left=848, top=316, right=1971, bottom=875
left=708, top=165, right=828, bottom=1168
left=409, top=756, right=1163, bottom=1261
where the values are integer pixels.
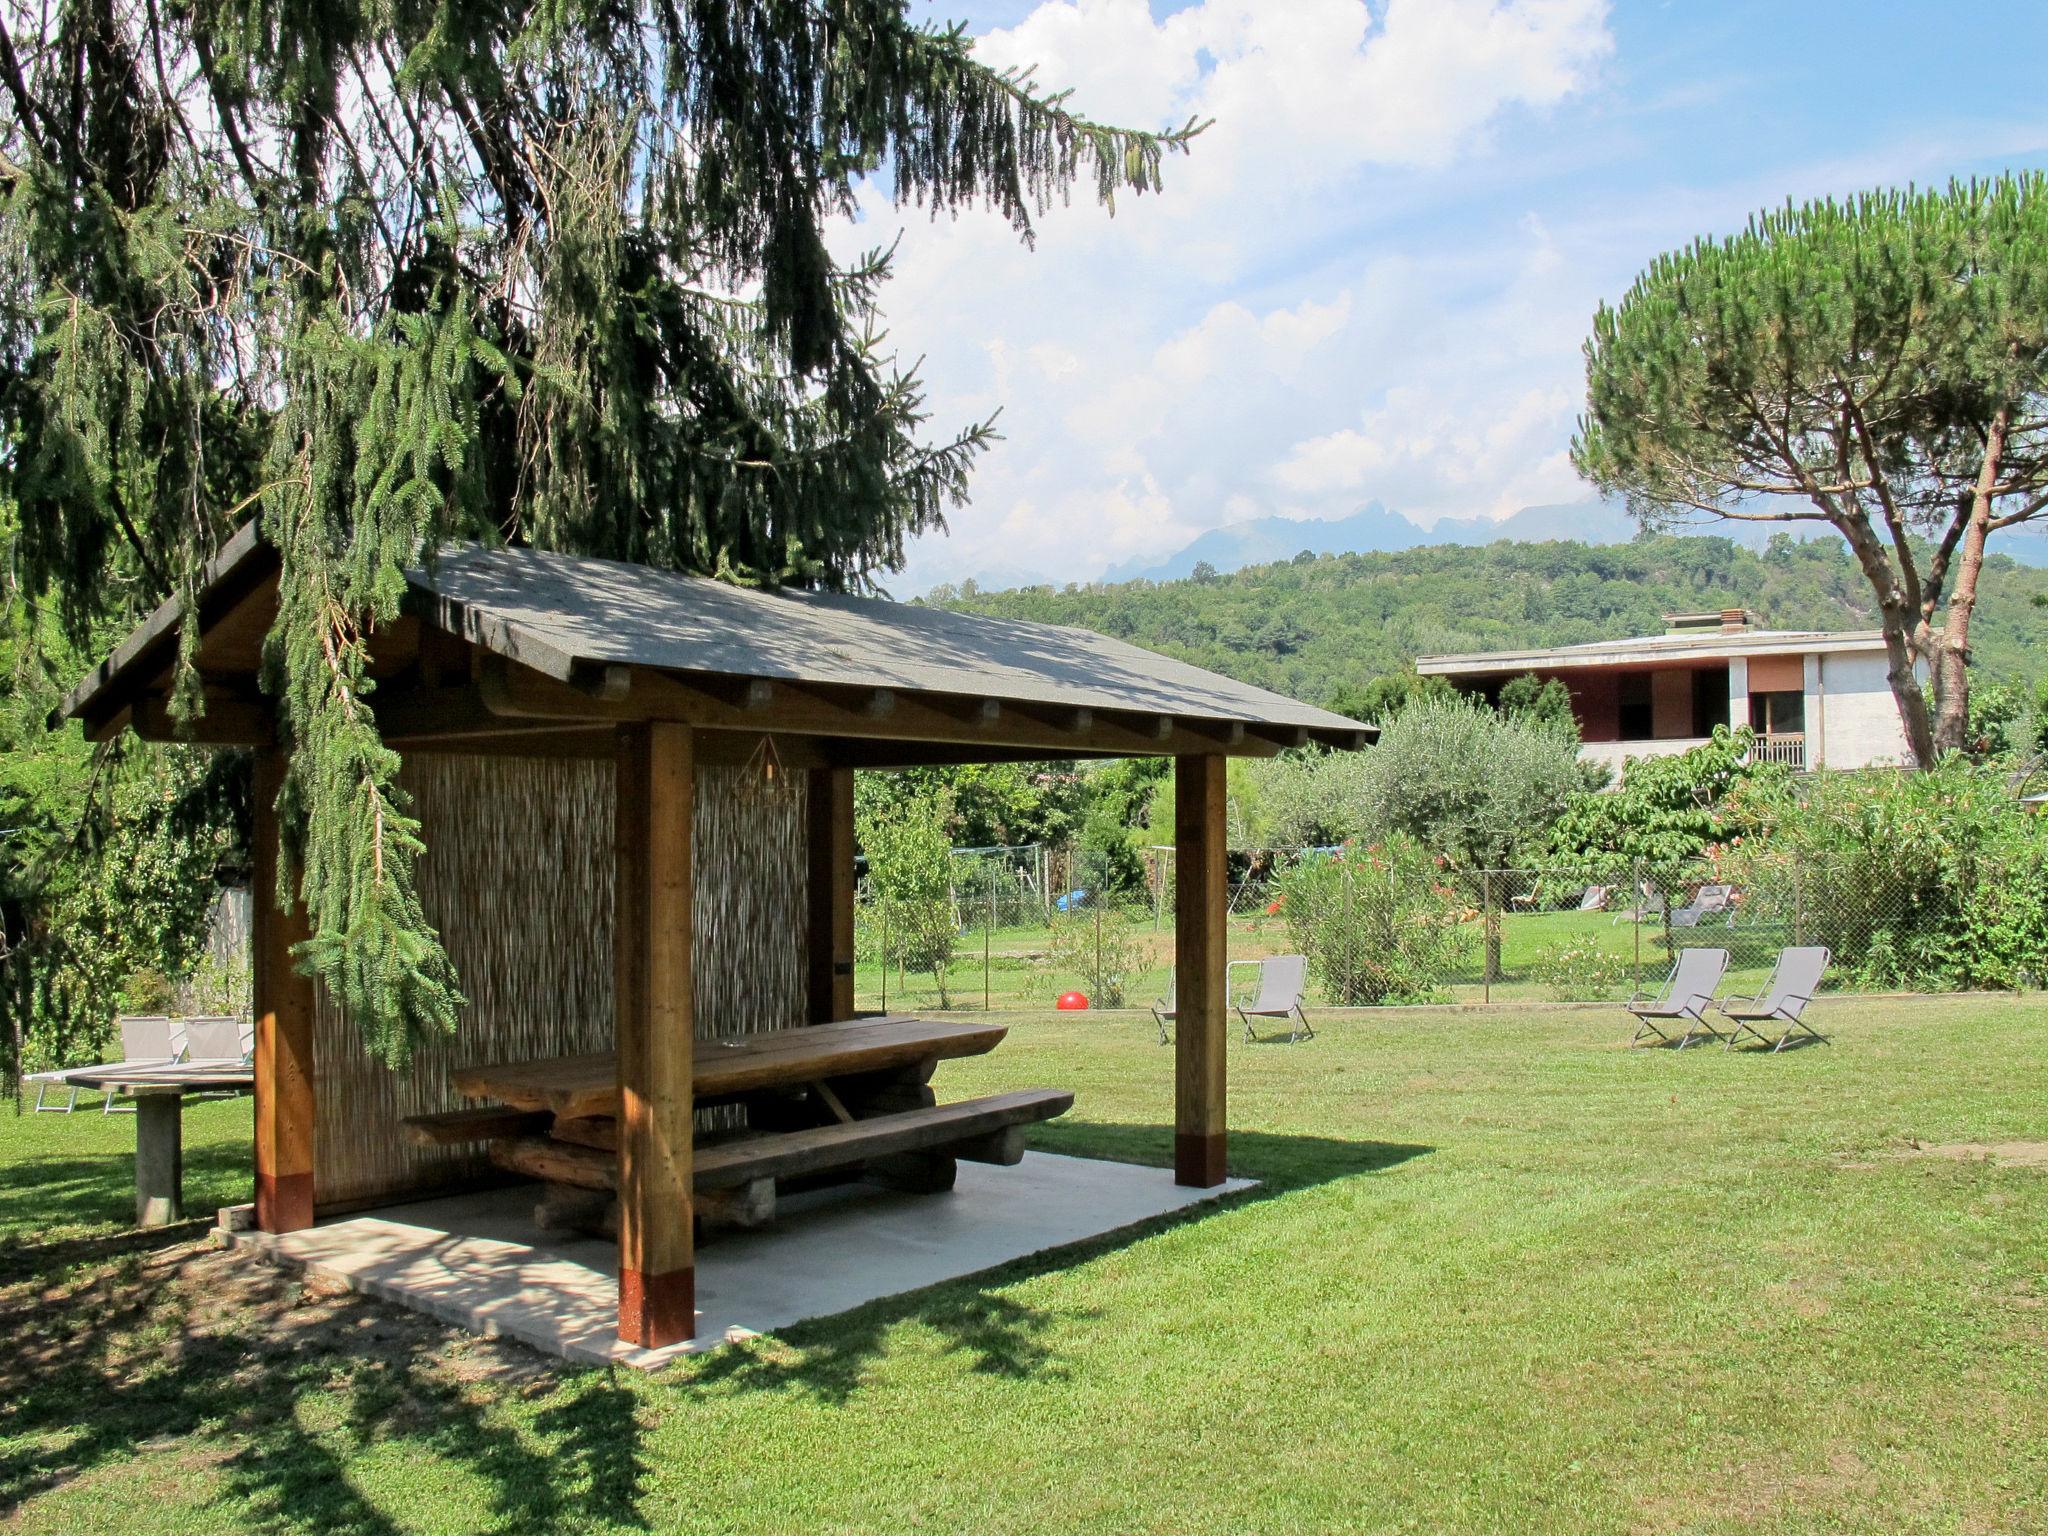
left=0, top=2, right=1198, bottom=1064
left=1575, top=176, right=2048, bottom=768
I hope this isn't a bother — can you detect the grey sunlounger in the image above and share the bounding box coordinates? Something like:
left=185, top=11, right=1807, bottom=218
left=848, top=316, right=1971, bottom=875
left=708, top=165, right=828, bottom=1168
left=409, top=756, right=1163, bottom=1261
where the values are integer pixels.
left=1626, top=947, right=1730, bottom=1048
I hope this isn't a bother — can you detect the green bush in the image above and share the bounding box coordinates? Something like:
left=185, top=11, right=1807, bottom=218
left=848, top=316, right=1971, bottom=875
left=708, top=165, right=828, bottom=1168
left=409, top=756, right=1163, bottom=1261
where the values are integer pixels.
left=1720, top=760, right=2048, bottom=992
left=1531, top=938, right=1631, bottom=1001
left=1044, top=906, right=1143, bottom=1008
left=1275, top=838, right=1470, bottom=1006
left=857, top=785, right=961, bottom=1008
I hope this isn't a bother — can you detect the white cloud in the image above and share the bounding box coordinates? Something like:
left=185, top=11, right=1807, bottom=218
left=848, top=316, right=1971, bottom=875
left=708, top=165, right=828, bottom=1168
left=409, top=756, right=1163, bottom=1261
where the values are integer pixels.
left=840, top=0, right=1620, bottom=590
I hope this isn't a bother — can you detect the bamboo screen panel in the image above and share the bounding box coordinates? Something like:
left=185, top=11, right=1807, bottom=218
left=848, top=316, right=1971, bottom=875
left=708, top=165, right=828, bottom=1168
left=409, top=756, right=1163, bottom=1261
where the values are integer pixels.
left=313, top=751, right=810, bottom=1210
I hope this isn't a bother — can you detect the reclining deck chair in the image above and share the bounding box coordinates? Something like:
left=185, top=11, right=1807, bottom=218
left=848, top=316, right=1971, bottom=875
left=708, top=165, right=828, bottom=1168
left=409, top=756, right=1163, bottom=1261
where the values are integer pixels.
left=1237, top=954, right=1313, bottom=1043
left=1717, top=947, right=1833, bottom=1052
left=1626, top=947, right=1730, bottom=1048
left=1151, top=969, right=1176, bottom=1046
left=1668, top=883, right=1735, bottom=929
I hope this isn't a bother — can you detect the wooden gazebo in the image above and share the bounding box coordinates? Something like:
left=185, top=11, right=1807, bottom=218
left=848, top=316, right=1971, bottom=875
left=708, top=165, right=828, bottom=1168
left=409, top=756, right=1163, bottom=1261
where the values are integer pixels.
left=62, top=525, right=1368, bottom=1348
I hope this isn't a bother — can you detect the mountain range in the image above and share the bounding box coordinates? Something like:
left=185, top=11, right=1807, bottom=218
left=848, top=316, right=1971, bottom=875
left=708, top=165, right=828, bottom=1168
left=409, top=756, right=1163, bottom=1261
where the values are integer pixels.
left=921, top=494, right=2048, bottom=596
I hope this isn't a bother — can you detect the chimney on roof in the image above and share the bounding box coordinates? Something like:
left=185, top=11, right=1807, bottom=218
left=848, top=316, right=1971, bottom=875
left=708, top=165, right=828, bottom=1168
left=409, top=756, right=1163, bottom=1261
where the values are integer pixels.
left=1662, top=608, right=1759, bottom=636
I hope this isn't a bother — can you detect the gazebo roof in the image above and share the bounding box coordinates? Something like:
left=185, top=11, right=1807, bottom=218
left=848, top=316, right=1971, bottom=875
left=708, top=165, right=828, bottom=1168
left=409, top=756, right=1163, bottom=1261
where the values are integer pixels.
left=62, top=525, right=1370, bottom=763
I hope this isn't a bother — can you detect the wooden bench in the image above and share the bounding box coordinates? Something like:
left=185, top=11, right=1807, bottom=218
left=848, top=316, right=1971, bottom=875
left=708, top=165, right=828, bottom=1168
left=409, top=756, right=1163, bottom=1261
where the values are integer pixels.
left=401, top=1105, right=552, bottom=1146
left=480, top=1088, right=1073, bottom=1233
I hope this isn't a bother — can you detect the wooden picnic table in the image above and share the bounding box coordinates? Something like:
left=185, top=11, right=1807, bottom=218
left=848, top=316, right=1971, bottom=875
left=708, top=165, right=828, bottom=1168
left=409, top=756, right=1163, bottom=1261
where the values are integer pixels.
left=65, top=1061, right=255, bottom=1227
left=449, top=1014, right=1009, bottom=1120
left=435, top=1014, right=1069, bottom=1234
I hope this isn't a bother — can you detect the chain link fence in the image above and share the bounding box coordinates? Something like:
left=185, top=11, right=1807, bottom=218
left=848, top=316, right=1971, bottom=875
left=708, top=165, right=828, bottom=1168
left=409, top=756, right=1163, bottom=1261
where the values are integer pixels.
left=853, top=844, right=2048, bottom=1013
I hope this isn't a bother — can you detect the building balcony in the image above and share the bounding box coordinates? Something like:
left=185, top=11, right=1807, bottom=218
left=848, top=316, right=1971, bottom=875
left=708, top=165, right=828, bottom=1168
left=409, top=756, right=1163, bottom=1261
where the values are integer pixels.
left=1578, top=731, right=1808, bottom=775
left=1747, top=731, right=1807, bottom=770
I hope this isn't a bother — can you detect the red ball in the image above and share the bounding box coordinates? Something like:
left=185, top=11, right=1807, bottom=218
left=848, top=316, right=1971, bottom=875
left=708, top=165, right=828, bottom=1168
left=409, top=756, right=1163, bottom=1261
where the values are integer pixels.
left=1056, top=990, right=1090, bottom=1011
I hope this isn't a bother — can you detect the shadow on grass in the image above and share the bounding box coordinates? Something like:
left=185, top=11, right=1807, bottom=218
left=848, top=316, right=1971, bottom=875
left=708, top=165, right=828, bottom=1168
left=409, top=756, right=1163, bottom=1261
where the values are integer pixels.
left=684, top=1124, right=1429, bottom=1406
left=0, top=1220, right=648, bottom=1534
left=0, top=1124, right=1426, bottom=1527
left=0, top=1136, right=251, bottom=1245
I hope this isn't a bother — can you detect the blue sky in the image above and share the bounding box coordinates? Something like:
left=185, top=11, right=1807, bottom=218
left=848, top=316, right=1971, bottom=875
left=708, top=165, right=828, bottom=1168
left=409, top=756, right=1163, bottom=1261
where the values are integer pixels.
left=846, top=1, right=2048, bottom=591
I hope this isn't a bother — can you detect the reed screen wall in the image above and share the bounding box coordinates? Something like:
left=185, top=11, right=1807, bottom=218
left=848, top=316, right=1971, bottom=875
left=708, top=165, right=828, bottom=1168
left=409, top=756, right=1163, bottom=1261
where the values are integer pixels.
left=313, top=751, right=810, bottom=1210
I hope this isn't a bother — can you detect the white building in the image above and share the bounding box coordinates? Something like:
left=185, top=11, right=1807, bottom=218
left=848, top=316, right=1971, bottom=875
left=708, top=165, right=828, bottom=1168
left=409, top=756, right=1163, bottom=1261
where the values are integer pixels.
left=1416, top=609, right=1915, bottom=772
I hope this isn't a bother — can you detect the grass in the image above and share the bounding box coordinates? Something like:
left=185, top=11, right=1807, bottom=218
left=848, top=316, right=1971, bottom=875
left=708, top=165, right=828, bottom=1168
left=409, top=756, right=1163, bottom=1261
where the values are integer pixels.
left=0, top=996, right=2043, bottom=1533
left=859, top=904, right=1789, bottom=1013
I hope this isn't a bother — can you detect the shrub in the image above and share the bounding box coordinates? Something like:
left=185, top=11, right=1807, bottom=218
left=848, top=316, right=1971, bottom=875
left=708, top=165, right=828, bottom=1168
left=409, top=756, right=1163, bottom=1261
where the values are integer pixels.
left=1531, top=938, right=1631, bottom=1001
left=1718, top=759, right=2048, bottom=992
left=1044, top=905, right=1144, bottom=1008
left=857, top=785, right=961, bottom=1007
left=1275, top=838, right=1470, bottom=1005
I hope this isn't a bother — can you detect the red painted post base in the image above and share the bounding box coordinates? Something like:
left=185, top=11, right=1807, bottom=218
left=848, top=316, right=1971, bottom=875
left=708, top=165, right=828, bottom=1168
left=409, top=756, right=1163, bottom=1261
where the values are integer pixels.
left=255, top=1170, right=315, bottom=1234
left=1174, top=1132, right=1227, bottom=1188
left=619, top=1265, right=696, bottom=1348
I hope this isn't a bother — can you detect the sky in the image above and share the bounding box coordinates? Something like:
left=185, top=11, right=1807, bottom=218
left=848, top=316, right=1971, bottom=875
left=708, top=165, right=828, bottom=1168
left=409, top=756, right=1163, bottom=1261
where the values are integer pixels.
left=833, top=1, right=2048, bottom=593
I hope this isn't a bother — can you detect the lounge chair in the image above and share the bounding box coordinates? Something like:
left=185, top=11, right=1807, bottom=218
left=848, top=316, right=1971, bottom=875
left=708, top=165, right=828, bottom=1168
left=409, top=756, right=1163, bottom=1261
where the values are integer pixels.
left=1626, top=947, right=1730, bottom=1048
left=1576, top=885, right=1611, bottom=913
left=1237, top=954, right=1313, bottom=1043
left=1151, top=969, right=1176, bottom=1046
left=1668, top=883, right=1735, bottom=929
left=23, top=1016, right=180, bottom=1114
left=1612, top=881, right=1661, bottom=925
left=1717, top=947, right=1833, bottom=1052
left=182, top=1015, right=250, bottom=1065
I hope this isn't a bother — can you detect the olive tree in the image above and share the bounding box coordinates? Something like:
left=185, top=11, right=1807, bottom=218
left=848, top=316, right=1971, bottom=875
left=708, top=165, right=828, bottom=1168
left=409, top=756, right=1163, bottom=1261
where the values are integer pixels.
left=1354, top=694, right=1585, bottom=981
left=1575, top=176, right=2048, bottom=767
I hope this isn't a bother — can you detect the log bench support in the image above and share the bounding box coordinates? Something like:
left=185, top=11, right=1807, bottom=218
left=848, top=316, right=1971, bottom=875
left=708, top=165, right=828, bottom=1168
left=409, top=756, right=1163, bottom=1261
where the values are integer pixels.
left=615, top=720, right=696, bottom=1348
left=486, top=1087, right=1073, bottom=1237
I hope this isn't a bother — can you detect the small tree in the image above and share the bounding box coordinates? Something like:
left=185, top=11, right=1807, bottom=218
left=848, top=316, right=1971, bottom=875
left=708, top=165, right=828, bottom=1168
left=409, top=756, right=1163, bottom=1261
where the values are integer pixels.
left=1546, top=728, right=1790, bottom=876
left=1356, top=694, right=1584, bottom=981
left=1496, top=673, right=1578, bottom=738
left=1576, top=176, right=2048, bottom=766
left=856, top=786, right=959, bottom=1008
left=1276, top=839, right=1469, bottom=1006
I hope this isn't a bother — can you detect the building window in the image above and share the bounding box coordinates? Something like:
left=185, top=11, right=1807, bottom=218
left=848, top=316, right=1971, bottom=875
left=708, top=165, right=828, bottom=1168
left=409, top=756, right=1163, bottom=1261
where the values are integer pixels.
left=1749, top=689, right=1805, bottom=736
left=1618, top=673, right=1653, bottom=740
left=1692, top=666, right=1730, bottom=738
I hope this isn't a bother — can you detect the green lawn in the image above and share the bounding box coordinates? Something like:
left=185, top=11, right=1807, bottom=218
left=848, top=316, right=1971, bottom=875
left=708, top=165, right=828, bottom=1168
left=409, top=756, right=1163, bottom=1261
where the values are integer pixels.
left=2, top=996, right=2044, bottom=1533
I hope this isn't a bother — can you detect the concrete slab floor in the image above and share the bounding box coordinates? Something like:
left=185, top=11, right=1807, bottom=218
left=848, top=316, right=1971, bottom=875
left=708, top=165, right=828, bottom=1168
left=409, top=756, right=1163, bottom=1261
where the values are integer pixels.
left=223, top=1152, right=1257, bottom=1369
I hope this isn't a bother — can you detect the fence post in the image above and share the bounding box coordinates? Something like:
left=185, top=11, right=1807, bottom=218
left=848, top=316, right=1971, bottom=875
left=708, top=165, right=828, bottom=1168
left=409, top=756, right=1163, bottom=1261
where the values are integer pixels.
left=1094, top=902, right=1104, bottom=999
left=1631, top=860, right=1642, bottom=998
left=1791, top=861, right=1805, bottom=947
left=1342, top=864, right=1353, bottom=1009
left=1481, top=870, right=1493, bottom=1005
left=985, top=878, right=994, bottom=1011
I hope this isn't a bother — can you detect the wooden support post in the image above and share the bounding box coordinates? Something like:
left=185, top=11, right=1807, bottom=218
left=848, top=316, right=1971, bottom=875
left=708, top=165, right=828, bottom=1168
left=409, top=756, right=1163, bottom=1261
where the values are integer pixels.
left=252, top=749, right=316, bottom=1233
left=806, top=766, right=857, bottom=1024
left=615, top=721, right=697, bottom=1348
left=1174, top=754, right=1229, bottom=1187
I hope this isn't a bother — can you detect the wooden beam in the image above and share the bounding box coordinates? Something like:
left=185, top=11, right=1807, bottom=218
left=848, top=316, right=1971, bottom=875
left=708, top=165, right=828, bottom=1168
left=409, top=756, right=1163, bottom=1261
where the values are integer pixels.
left=1174, top=754, right=1228, bottom=1187
left=123, top=690, right=274, bottom=747
left=252, top=749, right=317, bottom=1232
left=614, top=721, right=696, bottom=1348
left=806, top=767, right=857, bottom=1024
left=475, top=654, right=1288, bottom=759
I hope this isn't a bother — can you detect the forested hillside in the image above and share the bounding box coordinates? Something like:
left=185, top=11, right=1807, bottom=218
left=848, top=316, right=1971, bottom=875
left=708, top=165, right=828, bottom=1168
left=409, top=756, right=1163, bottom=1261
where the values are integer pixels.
left=928, top=535, right=2048, bottom=710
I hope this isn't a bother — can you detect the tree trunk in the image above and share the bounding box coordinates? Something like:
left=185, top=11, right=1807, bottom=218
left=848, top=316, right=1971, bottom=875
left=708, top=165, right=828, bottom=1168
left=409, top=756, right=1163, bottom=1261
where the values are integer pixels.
left=1835, top=514, right=1937, bottom=768
left=1930, top=408, right=2009, bottom=756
